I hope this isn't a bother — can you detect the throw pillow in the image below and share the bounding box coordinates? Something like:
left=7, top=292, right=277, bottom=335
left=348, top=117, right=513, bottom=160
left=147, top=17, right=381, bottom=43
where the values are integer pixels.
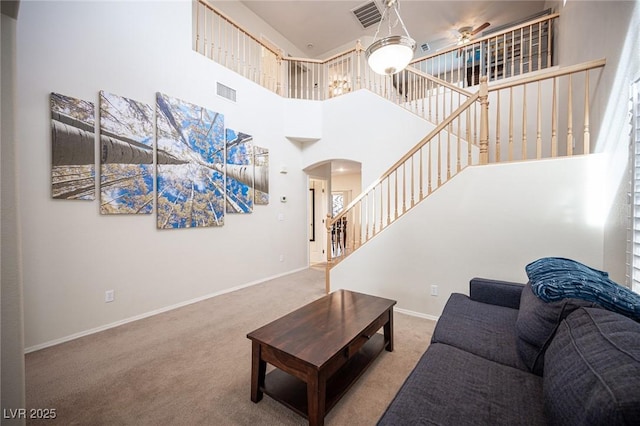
left=515, top=282, right=594, bottom=375
left=544, top=308, right=640, bottom=425
left=525, top=257, right=640, bottom=322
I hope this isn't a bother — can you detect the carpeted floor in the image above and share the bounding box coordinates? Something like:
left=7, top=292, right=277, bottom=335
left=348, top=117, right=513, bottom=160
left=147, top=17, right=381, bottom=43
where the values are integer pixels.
left=25, top=268, right=435, bottom=425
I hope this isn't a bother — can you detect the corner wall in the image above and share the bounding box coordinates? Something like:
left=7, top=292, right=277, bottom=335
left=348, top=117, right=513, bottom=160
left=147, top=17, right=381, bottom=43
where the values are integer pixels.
left=2, top=8, right=26, bottom=421
left=548, top=0, right=640, bottom=283
left=17, top=1, right=307, bottom=349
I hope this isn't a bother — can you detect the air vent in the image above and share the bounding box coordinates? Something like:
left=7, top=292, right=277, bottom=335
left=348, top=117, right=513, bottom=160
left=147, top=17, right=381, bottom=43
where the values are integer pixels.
left=420, top=42, right=430, bottom=53
left=352, top=1, right=382, bottom=29
left=217, top=82, right=236, bottom=102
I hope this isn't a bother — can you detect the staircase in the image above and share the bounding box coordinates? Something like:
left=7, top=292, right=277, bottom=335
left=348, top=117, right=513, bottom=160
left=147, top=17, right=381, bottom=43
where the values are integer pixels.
left=192, top=1, right=607, bottom=293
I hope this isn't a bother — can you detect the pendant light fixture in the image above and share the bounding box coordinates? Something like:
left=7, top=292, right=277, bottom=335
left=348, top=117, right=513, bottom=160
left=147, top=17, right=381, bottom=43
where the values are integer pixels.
left=365, top=0, right=416, bottom=75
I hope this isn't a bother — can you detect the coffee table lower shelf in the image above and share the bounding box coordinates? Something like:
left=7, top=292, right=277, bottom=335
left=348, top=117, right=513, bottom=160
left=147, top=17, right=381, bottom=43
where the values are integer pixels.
left=261, top=333, right=386, bottom=418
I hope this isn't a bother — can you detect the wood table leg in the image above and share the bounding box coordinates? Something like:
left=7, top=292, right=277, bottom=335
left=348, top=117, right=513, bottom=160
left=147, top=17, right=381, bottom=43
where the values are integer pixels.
left=307, top=370, right=327, bottom=426
left=384, top=308, right=394, bottom=352
left=251, top=341, right=266, bottom=402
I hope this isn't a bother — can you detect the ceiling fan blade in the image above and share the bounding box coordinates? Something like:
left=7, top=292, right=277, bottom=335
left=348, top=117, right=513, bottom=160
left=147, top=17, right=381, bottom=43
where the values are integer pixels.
left=471, top=22, right=490, bottom=36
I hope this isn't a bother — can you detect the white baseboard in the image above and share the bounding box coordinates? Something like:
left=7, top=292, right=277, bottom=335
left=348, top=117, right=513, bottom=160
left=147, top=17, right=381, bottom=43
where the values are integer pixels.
left=394, top=307, right=439, bottom=322
left=24, top=266, right=309, bottom=354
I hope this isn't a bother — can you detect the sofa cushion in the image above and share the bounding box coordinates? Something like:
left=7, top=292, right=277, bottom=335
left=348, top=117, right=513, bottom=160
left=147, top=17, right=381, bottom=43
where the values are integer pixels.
left=377, top=343, right=546, bottom=426
left=525, top=257, right=640, bottom=321
left=432, top=293, right=526, bottom=370
left=544, top=308, right=640, bottom=425
left=516, top=282, right=595, bottom=376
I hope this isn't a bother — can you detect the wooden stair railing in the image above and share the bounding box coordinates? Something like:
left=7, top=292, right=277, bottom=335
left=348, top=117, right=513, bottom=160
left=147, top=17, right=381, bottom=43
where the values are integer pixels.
left=324, top=82, right=486, bottom=292
left=324, top=58, right=606, bottom=293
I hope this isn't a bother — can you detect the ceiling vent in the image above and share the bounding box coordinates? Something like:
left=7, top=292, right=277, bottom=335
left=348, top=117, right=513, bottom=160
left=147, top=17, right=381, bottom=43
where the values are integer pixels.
left=352, top=1, right=382, bottom=29
left=420, top=42, right=431, bottom=53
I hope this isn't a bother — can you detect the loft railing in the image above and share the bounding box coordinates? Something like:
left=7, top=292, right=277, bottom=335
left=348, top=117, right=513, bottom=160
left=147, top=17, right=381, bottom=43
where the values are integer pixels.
left=193, top=0, right=283, bottom=93
left=483, top=59, right=605, bottom=162
left=411, top=13, right=558, bottom=88
left=193, top=0, right=558, bottom=108
left=324, top=59, right=605, bottom=291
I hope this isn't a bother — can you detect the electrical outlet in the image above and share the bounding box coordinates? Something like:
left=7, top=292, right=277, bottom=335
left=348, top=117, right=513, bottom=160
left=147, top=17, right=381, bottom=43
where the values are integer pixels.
left=105, top=290, right=115, bottom=303
left=430, top=285, right=438, bottom=296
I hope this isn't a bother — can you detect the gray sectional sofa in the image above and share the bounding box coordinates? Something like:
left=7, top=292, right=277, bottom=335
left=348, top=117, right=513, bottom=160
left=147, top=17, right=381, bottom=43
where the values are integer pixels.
left=378, top=274, right=640, bottom=425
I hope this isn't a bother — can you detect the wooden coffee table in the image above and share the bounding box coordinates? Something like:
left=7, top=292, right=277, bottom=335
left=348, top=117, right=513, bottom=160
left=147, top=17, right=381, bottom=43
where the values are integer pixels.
left=247, top=289, right=396, bottom=426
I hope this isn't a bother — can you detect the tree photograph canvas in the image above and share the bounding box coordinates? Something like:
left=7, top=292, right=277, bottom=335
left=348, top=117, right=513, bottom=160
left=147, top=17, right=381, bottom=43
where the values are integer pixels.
left=155, top=93, right=225, bottom=229
left=254, top=146, right=269, bottom=205
left=225, top=129, right=254, bottom=214
left=51, top=92, right=96, bottom=200
left=99, top=91, right=154, bottom=214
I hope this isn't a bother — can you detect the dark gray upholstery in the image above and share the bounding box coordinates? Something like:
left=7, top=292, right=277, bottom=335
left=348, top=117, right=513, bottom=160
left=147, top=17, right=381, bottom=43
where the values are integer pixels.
left=469, top=277, right=524, bottom=309
left=378, top=277, right=640, bottom=425
left=544, top=308, right=640, bottom=425
left=515, top=282, right=595, bottom=375
left=432, top=293, right=526, bottom=370
left=377, top=343, right=546, bottom=426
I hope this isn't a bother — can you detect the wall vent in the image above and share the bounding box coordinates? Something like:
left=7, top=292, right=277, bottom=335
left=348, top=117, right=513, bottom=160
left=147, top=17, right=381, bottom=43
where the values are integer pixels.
left=352, top=1, right=382, bottom=29
left=217, top=82, right=237, bottom=102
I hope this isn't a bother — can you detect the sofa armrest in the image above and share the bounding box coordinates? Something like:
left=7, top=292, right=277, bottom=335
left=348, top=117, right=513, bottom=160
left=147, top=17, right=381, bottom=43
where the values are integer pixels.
left=469, top=277, right=525, bottom=309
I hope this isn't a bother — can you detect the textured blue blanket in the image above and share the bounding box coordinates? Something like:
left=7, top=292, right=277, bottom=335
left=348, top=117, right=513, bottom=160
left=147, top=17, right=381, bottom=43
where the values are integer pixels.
left=525, top=257, right=640, bottom=322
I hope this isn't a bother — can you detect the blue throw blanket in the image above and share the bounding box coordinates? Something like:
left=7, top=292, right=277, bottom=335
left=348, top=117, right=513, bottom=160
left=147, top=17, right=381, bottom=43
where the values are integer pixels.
left=525, top=257, right=640, bottom=322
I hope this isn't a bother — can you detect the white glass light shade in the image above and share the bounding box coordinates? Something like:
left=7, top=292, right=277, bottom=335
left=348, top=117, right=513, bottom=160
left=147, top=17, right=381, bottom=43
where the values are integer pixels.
left=366, top=35, right=416, bottom=75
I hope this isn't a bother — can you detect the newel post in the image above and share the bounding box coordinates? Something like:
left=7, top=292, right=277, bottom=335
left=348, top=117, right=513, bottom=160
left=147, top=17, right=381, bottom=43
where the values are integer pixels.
left=276, top=51, right=284, bottom=97
left=325, top=214, right=333, bottom=294
left=479, top=76, right=489, bottom=165
left=355, top=40, right=363, bottom=90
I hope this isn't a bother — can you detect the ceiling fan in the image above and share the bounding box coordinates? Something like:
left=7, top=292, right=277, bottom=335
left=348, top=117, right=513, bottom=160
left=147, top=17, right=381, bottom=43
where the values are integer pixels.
left=432, top=22, right=491, bottom=53
left=456, top=22, right=491, bottom=45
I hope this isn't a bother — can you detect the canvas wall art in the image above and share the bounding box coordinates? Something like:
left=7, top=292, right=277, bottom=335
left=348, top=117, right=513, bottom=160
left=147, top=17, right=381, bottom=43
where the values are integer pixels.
left=51, top=92, right=96, bottom=200
left=254, top=146, right=269, bottom=205
left=225, top=129, right=254, bottom=214
left=155, top=93, right=225, bottom=229
left=99, top=91, right=154, bottom=214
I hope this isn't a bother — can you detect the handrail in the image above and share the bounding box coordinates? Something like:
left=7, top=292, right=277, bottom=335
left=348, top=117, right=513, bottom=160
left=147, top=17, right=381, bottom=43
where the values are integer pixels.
left=284, top=43, right=362, bottom=65
left=488, top=58, right=606, bottom=91
left=333, top=92, right=480, bottom=222
left=407, top=66, right=473, bottom=98
left=196, top=0, right=282, bottom=58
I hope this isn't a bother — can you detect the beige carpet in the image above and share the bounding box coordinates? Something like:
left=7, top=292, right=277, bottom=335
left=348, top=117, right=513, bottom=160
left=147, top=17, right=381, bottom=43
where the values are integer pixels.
left=25, top=268, right=435, bottom=425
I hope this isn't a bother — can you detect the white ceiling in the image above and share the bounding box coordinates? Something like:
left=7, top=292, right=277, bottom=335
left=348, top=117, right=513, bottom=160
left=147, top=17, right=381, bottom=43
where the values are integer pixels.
left=240, top=0, right=549, bottom=58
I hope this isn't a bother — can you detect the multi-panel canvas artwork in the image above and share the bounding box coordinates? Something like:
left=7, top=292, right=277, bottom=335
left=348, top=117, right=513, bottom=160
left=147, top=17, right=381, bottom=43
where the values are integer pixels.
left=50, top=89, right=271, bottom=229
left=225, top=129, right=254, bottom=214
left=51, top=92, right=96, bottom=200
left=99, top=91, right=154, bottom=214
left=155, top=93, right=226, bottom=229
left=254, top=146, right=269, bottom=205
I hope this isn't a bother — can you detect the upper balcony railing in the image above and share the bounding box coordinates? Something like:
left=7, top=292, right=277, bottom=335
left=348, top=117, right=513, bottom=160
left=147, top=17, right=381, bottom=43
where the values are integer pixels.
left=193, top=0, right=558, bottom=108
left=411, top=12, right=558, bottom=88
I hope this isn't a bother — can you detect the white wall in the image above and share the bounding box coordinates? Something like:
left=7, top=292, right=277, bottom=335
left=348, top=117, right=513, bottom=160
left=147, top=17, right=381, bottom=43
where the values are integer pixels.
left=17, top=0, right=308, bottom=349
left=302, top=90, right=436, bottom=186
left=332, top=155, right=606, bottom=317
left=332, top=173, right=362, bottom=202
left=546, top=0, right=639, bottom=284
